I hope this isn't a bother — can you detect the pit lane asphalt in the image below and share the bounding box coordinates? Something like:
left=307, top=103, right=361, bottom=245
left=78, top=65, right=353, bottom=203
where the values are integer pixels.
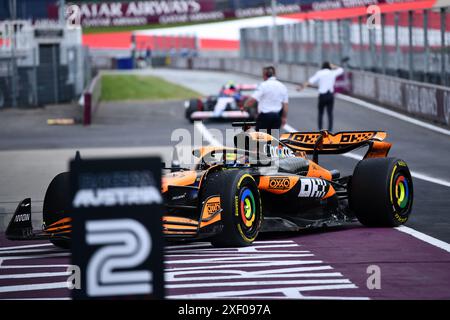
left=0, top=68, right=449, bottom=300
left=0, top=68, right=449, bottom=241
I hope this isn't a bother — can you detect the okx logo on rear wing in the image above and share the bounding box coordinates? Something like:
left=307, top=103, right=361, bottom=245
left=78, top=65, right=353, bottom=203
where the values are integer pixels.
left=280, top=131, right=391, bottom=161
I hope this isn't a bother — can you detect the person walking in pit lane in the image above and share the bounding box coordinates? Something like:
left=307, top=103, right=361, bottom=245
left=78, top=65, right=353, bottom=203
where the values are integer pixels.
left=243, top=66, right=289, bottom=134
left=297, top=62, right=344, bottom=132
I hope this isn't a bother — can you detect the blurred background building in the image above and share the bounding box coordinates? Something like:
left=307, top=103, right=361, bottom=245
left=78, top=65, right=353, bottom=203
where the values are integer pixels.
left=0, top=0, right=449, bottom=109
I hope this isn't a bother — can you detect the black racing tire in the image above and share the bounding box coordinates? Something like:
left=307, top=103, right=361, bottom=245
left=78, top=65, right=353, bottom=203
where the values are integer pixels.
left=350, top=157, right=413, bottom=227
left=185, top=99, right=200, bottom=123
left=205, top=95, right=218, bottom=111
left=43, top=172, right=71, bottom=249
left=202, top=170, right=262, bottom=247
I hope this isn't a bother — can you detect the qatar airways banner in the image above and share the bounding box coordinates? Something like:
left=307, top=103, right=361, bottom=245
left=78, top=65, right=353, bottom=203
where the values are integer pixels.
left=57, top=1, right=301, bottom=27
left=53, top=0, right=425, bottom=28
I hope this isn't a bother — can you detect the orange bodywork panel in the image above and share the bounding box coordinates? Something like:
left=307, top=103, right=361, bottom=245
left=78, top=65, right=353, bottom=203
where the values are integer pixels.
left=199, top=196, right=222, bottom=228
left=258, top=176, right=300, bottom=194
left=306, top=162, right=332, bottom=180
left=162, top=171, right=197, bottom=193
left=247, top=131, right=276, bottom=142
left=364, top=141, right=392, bottom=159
left=162, top=216, right=199, bottom=226
left=322, top=184, right=337, bottom=199
left=44, top=217, right=72, bottom=234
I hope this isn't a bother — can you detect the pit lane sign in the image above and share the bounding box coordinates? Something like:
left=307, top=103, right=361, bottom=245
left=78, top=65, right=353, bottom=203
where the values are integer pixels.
left=70, top=157, right=164, bottom=299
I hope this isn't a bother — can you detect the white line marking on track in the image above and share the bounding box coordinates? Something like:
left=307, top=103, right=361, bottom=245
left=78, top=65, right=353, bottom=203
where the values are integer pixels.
left=396, top=226, right=450, bottom=253
left=0, top=271, right=70, bottom=280
left=165, top=260, right=325, bottom=271
left=166, top=279, right=352, bottom=289
left=165, top=272, right=344, bottom=282
left=335, top=93, right=450, bottom=137
left=166, top=265, right=333, bottom=275
left=1, top=298, right=71, bottom=300
left=167, top=253, right=317, bottom=263
left=0, top=264, right=71, bottom=269
left=194, top=121, right=222, bottom=146
left=0, top=252, right=70, bottom=263
left=166, top=253, right=313, bottom=257
left=0, top=248, right=65, bottom=255
left=0, top=243, right=53, bottom=251
left=0, top=282, right=69, bottom=293
left=167, top=284, right=361, bottom=299
left=341, top=152, right=450, bottom=188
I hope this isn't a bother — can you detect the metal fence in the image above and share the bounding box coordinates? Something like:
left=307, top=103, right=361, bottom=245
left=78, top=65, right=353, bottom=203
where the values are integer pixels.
left=0, top=45, right=91, bottom=109
left=241, top=7, right=450, bottom=86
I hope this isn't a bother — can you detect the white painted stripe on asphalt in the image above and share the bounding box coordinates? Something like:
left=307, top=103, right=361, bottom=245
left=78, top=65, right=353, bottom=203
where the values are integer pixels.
left=170, top=250, right=309, bottom=254
left=0, top=271, right=70, bottom=280
left=166, top=272, right=344, bottom=282
left=335, top=93, right=450, bottom=137
left=194, top=121, right=222, bottom=146
left=2, top=298, right=71, bottom=300
left=0, top=264, right=71, bottom=269
left=0, top=248, right=64, bottom=255
left=166, top=279, right=351, bottom=289
left=0, top=252, right=70, bottom=266
left=166, top=261, right=325, bottom=272
left=0, top=243, right=53, bottom=251
left=283, top=123, right=297, bottom=133
left=0, top=282, right=68, bottom=293
left=341, top=152, right=450, bottom=188
left=167, top=284, right=361, bottom=299
left=166, top=253, right=313, bottom=257
left=396, top=226, right=450, bottom=253
left=167, top=253, right=318, bottom=263
left=254, top=240, right=296, bottom=243
left=166, top=241, right=297, bottom=251
left=166, top=266, right=333, bottom=275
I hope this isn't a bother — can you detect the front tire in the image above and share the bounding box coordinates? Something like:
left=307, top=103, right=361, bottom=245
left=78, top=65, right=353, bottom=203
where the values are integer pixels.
left=350, top=158, right=413, bottom=227
left=202, top=170, right=263, bottom=247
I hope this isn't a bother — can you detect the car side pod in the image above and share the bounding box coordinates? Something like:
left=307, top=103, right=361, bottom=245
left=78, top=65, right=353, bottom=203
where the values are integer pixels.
left=6, top=198, right=33, bottom=240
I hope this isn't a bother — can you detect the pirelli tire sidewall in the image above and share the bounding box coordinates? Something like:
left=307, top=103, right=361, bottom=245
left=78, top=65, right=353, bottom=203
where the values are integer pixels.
left=206, top=170, right=262, bottom=247
left=350, top=157, right=413, bottom=227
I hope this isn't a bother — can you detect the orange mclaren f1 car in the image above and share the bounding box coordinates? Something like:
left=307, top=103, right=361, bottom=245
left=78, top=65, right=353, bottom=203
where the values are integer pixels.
left=6, top=122, right=413, bottom=248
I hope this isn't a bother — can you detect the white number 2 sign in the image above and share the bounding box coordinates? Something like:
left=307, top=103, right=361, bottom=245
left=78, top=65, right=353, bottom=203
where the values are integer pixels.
left=86, top=219, right=153, bottom=297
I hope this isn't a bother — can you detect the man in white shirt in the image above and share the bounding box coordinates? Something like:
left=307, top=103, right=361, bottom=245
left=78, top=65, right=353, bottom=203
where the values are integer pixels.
left=244, top=66, right=289, bottom=133
left=298, top=62, right=344, bottom=132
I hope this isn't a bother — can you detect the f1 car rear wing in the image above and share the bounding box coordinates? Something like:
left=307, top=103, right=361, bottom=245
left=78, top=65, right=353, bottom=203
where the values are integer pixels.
left=280, top=131, right=391, bottom=162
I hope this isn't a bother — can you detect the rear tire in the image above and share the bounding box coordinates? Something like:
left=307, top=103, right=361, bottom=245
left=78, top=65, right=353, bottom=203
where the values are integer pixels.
left=350, top=158, right=413, bottom=227
left=202, top=170, right=262, bottom=247
left=43, top=172, right=71, bottom=249
left=185, top=99, right=200, bottom=123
